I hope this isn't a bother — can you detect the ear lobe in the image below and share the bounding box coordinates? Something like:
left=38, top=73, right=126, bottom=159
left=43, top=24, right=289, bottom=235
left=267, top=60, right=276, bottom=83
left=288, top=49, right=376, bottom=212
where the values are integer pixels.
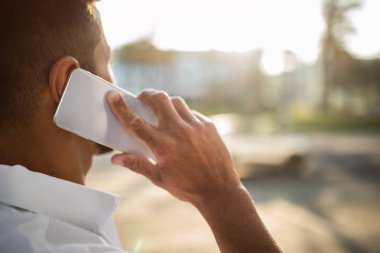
left=49, top=56, right=80, bottom=103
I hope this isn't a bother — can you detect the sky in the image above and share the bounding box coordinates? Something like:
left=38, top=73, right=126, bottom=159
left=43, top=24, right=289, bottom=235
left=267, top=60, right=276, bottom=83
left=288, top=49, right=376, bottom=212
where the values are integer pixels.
left=97, top=0, right=380, bottom=67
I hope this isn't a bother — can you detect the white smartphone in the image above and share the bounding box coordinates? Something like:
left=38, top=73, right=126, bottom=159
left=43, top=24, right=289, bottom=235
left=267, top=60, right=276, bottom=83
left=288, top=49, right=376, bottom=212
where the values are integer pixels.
left=53, top=68, right=157, bottom=158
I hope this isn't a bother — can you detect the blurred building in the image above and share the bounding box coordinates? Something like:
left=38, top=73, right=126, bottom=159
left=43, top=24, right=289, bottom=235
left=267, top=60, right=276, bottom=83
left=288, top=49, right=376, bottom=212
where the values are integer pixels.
left=112, top=39, right=379, bottom=118
left=113, top=40, right=260, bottom=99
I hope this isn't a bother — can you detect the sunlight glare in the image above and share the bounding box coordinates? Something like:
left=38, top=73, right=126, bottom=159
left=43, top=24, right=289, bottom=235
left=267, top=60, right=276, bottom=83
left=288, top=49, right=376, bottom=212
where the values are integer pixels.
left=347, top=0, right=380, bottom=58
left=97, top=0, right=379, bottom=62
left=261, top=50, right=285, bottom=76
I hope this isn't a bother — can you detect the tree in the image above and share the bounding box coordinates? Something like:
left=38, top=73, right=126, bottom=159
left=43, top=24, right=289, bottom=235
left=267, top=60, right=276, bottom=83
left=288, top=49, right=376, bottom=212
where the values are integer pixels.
left=320, top=0, right=361, bottom=110
left=116, top=38, right=174, bottom=64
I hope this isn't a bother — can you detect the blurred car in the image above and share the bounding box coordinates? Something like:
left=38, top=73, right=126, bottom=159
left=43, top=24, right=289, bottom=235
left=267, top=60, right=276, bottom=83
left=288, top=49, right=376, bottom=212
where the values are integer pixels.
left=209, top=113, right=311, bottom=177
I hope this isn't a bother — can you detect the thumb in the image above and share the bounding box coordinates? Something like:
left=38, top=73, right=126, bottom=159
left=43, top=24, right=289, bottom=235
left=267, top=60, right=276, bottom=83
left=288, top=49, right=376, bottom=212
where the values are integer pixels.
left=111, top=153, right=162, bottom=186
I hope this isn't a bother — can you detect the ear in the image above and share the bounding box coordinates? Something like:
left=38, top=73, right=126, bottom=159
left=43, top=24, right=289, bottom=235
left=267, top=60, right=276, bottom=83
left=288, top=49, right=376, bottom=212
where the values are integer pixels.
left=48, top=56, right=80, bottom=103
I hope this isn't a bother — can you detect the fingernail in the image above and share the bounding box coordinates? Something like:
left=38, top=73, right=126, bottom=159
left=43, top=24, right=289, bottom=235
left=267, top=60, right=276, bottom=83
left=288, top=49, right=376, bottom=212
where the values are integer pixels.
left=109, top=91, right=120, bottom=102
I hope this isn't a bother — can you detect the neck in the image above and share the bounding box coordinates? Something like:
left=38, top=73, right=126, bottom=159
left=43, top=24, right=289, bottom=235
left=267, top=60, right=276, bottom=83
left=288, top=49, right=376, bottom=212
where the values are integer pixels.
left=0, top=121, right=86, bottom=185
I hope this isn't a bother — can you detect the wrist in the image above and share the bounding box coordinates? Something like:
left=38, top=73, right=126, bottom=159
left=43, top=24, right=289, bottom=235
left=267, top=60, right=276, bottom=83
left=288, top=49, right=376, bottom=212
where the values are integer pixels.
left=192, top=183, right=282, bottom=253
left=193, top=182, right=252, bottom=213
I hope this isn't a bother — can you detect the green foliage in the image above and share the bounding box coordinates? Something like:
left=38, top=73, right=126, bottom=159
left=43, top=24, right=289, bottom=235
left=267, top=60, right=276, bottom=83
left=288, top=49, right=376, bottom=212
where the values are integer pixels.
left=293, top=112, right=380, bottom=132
left=115, top=38, right=174, bottom=64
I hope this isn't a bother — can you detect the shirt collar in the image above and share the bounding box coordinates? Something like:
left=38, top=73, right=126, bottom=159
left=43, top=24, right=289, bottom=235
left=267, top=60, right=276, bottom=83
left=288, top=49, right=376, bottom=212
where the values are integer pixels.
left=0, top=164, right=119, bottom=233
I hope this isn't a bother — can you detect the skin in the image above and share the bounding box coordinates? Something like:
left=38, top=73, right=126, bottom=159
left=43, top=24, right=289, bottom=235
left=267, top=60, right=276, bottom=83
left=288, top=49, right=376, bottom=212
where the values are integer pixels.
left=0, top=38, right=113, bottom=184
left=107, top=91, right=283, bottom=253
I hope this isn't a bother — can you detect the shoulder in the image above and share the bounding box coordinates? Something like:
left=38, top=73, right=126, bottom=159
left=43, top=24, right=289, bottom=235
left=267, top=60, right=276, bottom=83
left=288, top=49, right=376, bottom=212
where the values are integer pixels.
left=0, top=204, right=127, bottom=253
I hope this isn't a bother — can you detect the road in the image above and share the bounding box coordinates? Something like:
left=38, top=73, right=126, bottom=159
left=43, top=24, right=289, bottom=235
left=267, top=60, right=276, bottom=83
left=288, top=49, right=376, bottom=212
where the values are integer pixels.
left=87, top=133, right=380, bottom=253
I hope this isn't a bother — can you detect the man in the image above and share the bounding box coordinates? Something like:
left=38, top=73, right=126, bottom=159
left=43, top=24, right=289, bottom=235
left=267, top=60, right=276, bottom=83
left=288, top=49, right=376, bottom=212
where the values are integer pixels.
left=0, top=1, right=282, bottom=252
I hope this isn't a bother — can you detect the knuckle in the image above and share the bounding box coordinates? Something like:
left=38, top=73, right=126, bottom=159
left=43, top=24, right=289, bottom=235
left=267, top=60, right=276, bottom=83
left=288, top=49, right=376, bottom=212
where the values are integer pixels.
left=192, top=120, right=205, bottom=130
left=171, top=96, right=184, bottom=104
left=176, top=123, right=193, bottom=139
left=138, top=90, right=152, bottom=101
left=204, top=120, right=217, bottom=130
left=152, top=91, right=170, bottom=101
left=132, top=158, right=144, bottom=172
left=204, top=119, right=215, bottom=128
left=128, top=159, right=139, bottom=171
left=119, top=107, right=133, bottom=123
left=128, top=157, right=146, bottom=175
left=129, top=116, right=145, bottom=131
left=138, top=90, right=170, bottom=106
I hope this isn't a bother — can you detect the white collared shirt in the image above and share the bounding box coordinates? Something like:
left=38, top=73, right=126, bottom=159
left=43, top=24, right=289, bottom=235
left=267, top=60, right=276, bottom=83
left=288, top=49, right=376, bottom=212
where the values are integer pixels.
left=0, top=164, right=127, bottom=253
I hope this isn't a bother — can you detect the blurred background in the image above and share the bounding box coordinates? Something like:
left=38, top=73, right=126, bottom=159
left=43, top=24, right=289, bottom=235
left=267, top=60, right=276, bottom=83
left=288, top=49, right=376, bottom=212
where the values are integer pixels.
left=87, top=0, right=380, bottom=252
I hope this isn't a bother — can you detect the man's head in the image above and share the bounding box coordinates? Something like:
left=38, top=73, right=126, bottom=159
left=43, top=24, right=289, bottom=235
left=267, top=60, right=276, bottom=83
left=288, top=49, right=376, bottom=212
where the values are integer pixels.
left=0, top=0, right=113, bottom=183
left=0, top=0, right=102, bottom=129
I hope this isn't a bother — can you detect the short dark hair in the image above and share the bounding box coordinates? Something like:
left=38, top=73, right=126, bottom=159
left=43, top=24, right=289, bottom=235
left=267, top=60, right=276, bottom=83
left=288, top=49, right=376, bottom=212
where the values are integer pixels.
left=0, top=0, right=102, bottom=129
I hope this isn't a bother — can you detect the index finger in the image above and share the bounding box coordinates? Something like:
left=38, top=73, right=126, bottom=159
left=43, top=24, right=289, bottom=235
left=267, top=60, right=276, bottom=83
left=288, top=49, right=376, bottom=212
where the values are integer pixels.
left=107, top=91, right=158, bottom=148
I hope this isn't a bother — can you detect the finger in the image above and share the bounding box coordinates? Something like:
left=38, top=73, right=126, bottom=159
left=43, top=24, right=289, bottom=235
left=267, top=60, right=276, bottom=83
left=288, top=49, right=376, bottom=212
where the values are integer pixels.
left=112, top=153, right=163, bottom=187
left=107, top=91, right=158, bottom=147
left=138, top=90, right=181, bottom=123
left=192, top=110, right=212, bottom=123
left=171, top=96, right=197, bottom=124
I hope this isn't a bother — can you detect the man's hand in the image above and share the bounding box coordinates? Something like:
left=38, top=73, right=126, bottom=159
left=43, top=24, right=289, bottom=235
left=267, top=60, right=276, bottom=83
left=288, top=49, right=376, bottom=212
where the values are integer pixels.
left=107, top=90, right=241, bottom=207
left=107, top=90, right=282, bottom=253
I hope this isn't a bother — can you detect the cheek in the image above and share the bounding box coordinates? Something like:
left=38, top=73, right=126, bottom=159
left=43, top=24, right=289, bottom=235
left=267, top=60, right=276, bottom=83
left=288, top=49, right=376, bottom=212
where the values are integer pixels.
left=96, top=65, right=114, bottom=84
left=108, top=66, right=116, bottom=83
